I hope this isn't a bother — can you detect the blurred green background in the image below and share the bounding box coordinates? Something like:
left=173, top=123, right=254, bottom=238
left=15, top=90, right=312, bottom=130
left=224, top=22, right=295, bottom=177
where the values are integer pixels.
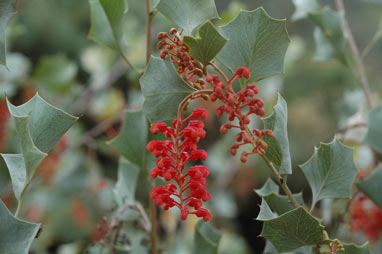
left=0, top=0, right=381, bottom=253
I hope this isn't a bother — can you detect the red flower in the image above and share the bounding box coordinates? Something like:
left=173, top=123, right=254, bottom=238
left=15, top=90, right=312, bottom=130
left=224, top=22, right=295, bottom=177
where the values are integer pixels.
left=147, top=108, right=211, bottom=221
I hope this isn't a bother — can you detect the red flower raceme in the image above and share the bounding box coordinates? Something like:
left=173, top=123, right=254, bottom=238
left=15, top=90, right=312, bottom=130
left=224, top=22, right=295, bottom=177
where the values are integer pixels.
left=157, top=29, right=206, bottom=90
left=206, top=67, right=273, bottom=162
left=147, top=108, right=211, bottom=221
left=349, top=193, right=382, bottom=240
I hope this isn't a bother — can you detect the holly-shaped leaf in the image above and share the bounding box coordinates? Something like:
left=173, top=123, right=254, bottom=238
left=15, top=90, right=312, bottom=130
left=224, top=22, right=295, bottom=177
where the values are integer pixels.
left=140, top=56, right=196, bottom=122
left=156, top=0, right=219, bottom=35
left=356, top=165, right=382, bottom=209
left=1, top=94, right=77, bottom=203
left=0, top=200, right=40, bottom=254
left=260, top=207, right=329, bottom=253
left=108, top=110, right=148, bottom=167
left=263, top=94, right=292, bottom=175
left=308, top=7, right=348, bottom=64
left=0, top=0, right=17, bottom=66
left=217, top=8, right=290, bottom=83
left=291, top=0, right=321, bottom=21
left=194, top=219, right=221, bottom=254
left=263, top=192, right=304, bottom=216
left=300, top=138, right=358, bottom=209
left=364, top=105, right=382, bottom=153
left=183, top=21, right=228, bottom=66
left=88, top=0, right=127, bottom=51
left=115, top=158, right=140, bottom=203
left=255, top=178, right=279, bottom=197
left=342, top=242, right=374, bottom=254
left=256, top=198, right=276, bottom=220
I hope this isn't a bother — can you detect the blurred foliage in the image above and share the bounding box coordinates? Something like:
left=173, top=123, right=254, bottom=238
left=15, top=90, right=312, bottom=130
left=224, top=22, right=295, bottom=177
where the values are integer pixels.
left=0, top=0, right=381, bottom=253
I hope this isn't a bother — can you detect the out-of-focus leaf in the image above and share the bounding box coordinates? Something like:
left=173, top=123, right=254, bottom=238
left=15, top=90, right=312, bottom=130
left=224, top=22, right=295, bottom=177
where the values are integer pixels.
left=194, top=220, right=221, bottom=254
left=364, top=105, right=382, bottom=153
left=140, top=56, right=196, bottom=122
left=300, top=138, right=358, bottom=209
left=1, top=94, right=77, bottom=202
left=263, top=93, right=292, bottom=175
left=108, top=111, right=148, bottom=166
left=0, top=0, right=17, bottom=66
left=156, top=0, right=219, bottom=35
left=263, top=192, right=304, bottom=215
left=255, top=178, right=279, bottom=197
left=312, top=27, right=337, bottom=62
left=260, top=207, right=329, bottom=253
left=308, top=7, right=348, bottom=64
left=291, top=0, right=320, bottom=21
left=115, top=158, right=140, bottom=203
left=217, top=8, right=290, bottom=84
left=183, top=21, right=227, bottom=66
left=342, top=242, right=374, bottom=254
left=356, top=165, right=382, bottom=209
left=32, top=54, right=78, bottom=94
left=256, top=199, right=276, bottom=220
left=264, top=241, right=313, bottom=254
left=0, top=200, right=40, bottom=254
left=88, top=0, right=127, bottom=51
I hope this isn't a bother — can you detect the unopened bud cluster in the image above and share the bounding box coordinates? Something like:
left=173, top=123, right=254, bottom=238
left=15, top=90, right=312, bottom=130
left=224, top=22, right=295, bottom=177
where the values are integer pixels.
left=147, top=108, right=211, bottom=221
left=157, top=29, right=206, bottom=90
left=324, top=239, right=344, bottom=253
left=206, top=67, right=273, bottom=162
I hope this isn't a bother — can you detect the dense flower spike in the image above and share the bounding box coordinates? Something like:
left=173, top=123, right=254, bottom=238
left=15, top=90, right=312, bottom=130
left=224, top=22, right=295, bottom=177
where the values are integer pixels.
left=157, top=29, right=206, bottom=90
left=148, top=108, right=211, bottom=221
left=206, top=67, right=273, bottom=160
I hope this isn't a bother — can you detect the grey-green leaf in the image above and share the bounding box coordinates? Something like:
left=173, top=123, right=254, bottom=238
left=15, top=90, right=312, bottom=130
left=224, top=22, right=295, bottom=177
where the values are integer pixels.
left=356, top=165, right=382, bottom=209
left=108, top=110, right=148, bottom=167
left=0, top=0, right=17, bottom=66
left=32, top=54, right=78, bottom=94
left=308, top=7, right=348, bottom=64
left=255, top=178, right=279, bottom=197
left=194, top=220, right=221, bottom=254
left=291, top=0, right=321, bottom=21
left=217, top=8, right=290, bottom=83
left=300, top=137, right=358, bottom=209
left=0, top=200, right=40, bottom=254
left=183, top=21, right=228, bottom=66
left=88, top=0, right=127, bottom=51
left=260, top=207, right=329, bottom=253
left=115, top=158, right=140, bottom=204
left=156, top=0, right=219, bottom=35
left=364, top=105, right=382, bottom=153
left=264, top=241, right=313, bottom=254
left=263, top=192, right=304, bottom=216
left=342, top=242, right=374, bottom=254
left=2, top=94, right=77, bottom=201
left=256, top=198, right=276, bottom=220
left=140, top=56, right=196, bottom=122
left=263, top=94, right=292, bottom=175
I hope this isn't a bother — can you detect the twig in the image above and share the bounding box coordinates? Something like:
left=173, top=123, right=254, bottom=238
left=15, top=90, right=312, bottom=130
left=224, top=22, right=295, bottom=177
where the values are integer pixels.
left=336, top=0, right=373, bottom=110
left=145, top=0, right=153, bottom=64
left=336, top=122, right=367, bottom=134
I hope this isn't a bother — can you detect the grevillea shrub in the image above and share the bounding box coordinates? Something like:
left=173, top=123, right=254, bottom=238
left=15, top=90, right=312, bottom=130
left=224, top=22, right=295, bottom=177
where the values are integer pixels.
left=0, top=0, right=381, bottom=254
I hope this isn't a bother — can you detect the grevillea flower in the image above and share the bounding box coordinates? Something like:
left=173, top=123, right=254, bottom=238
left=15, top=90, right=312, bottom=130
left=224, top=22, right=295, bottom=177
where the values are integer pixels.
left=157, top=29, right=206, bottom=90
left=147, top=108, right=211, bottom=221
left=206, top=67, right=273, bottom=162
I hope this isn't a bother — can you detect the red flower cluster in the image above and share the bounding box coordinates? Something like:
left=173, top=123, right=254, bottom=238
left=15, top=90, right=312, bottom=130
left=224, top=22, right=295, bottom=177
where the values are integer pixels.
left=147, top=108, right=211, bottom=221
left=157, top=29, right=206, bottom=90
left=206, top=67, right=273, bottom=162
left=0, top=100, right=9, bottom=151
left=349, top=193, right=382, bottom=240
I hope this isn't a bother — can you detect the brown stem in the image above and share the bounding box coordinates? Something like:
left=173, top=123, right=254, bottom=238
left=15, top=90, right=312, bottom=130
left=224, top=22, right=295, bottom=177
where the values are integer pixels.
left=335, top=0, right=373, bottom=110
left=145, top=0, right=153, bottom=64
left=209, top=62, right=229, bottom=83
left=176, top=89, right=214, bottom=121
